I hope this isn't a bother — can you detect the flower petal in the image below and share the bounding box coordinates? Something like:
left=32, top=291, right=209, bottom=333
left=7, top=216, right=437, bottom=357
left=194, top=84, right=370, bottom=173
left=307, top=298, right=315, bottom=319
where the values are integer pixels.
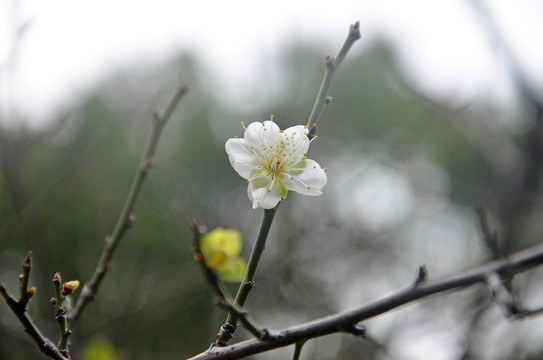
left=225, top=138, right=259, bottom=179
left=283, top=125, right=310, bottom=152
left=247, top=178, right=282, bottom=209
left=244, top=121, right=282, bottom=149
left=283, top=159, right=327, bottom=196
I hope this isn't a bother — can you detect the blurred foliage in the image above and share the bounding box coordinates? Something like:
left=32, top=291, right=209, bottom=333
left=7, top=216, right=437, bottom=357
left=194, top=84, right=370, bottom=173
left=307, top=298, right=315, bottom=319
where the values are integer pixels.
left=1, top=37, right=543, bottom=360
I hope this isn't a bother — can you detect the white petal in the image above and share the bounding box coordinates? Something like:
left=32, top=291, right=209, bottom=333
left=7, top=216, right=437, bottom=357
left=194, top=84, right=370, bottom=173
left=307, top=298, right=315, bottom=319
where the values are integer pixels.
left=283, top=125, right=310, bottom=156
left=244, top=121, right=282, bottom=149
left=247, top=179, right=282, bottom=209
left=225, top=138, right=259, bottom=179
left=283, top=159, right=327, bottom=196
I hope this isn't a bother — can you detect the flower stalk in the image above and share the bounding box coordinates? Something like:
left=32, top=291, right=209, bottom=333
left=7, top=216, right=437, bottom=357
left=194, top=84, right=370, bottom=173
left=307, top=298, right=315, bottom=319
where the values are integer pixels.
left=213, top=206, right=278, bottom=346
left=227, top=206, right=278, bottom=325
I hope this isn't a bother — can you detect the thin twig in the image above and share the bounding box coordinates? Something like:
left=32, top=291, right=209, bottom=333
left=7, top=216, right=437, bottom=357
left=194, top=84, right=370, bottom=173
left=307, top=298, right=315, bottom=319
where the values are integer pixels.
left=67, top=81, right=189, bottom=323
left=18, top=251, right=32, bottom=307
left=1, top=259, right=69, bottom=360
left=52, top=273, right=71, bottom=358
left=306, top=21, right=361, bottom=129
left=188, top=241, right=543, bottom=360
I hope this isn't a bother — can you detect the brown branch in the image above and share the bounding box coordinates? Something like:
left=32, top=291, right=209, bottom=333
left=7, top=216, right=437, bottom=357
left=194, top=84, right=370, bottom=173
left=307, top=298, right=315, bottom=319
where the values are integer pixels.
left=0, top=253, right=69, bottom=360
left=188, top=242, right=543, bottom=360
left=67, top=81, right=189, bottom=323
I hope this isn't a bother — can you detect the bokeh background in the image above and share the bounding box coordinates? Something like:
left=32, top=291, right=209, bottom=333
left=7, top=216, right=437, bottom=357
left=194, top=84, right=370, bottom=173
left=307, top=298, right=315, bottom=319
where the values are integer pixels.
left=1, top=0, right=543, bottom=359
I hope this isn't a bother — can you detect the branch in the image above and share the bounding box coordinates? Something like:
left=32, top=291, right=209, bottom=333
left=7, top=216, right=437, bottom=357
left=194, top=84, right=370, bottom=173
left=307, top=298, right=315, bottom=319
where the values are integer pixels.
left=67, top=81, right=189, bottom=323
left=188, top=242, right=543, bottom=360
left=189, top=220, right=269, bottom=342
left=306, top=21, right=361, bottom=130
left=215, top=206, right=278, bottom=346
left=0, top=253, right=69, bottom=360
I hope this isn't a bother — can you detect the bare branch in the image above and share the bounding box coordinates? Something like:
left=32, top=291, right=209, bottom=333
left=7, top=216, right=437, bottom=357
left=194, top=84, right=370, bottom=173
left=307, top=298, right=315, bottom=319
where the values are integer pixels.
left=1, top=256, right=69, bottom=360
left=67, top=81, right=189, bottom=323
left=188, top=242, right=543, bottom=360
left=306, top=21, right=361, bottom=130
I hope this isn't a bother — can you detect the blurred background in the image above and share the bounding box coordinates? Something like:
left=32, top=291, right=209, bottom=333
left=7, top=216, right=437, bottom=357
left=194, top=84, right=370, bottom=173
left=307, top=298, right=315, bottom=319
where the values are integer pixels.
left=1, top=0, right=543, bottom=359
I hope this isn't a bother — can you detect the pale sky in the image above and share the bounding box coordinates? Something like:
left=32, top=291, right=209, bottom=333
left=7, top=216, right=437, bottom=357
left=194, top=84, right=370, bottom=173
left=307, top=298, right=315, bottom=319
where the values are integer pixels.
left=1, top=0, right=542, bottom=127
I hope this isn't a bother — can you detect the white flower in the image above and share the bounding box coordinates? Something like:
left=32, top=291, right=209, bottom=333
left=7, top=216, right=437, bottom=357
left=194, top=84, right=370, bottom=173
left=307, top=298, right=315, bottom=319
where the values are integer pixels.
left=225, top=118, right=327, bottom=209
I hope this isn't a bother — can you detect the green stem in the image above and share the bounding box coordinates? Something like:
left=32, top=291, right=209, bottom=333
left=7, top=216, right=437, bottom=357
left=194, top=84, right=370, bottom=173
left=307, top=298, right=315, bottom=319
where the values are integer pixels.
left=306, top=21, right=361, bottom=128
left=226, top=207, right=278, bottom=326
left=52, top=273, right=71, bottom=353
left=67, top=81, right=189, bottom=323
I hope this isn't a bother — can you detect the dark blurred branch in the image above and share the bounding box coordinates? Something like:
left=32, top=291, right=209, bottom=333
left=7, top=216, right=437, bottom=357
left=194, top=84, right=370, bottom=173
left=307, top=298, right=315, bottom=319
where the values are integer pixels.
left=468, top=0, right=543, bottom=257
left=188, top=241, right=543, bottom=360
left=486, top=272, right=543, bottom=320
left=67, top=81, right=189, bottom=323
left=306, top=21, right=361, bottom=130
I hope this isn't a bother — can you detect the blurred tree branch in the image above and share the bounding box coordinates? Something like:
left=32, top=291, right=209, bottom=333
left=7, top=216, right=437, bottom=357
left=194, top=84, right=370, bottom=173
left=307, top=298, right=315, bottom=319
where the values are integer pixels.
left=468, top=0, right=543, bottom=256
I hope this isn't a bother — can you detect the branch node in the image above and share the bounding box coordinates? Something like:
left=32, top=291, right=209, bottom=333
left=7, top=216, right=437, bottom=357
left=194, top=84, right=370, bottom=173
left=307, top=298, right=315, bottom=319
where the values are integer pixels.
left=126, top=214, right=137, bottom=228
left=413, top=264, right=428, bottom=286
left=346, top=324, right=367, bottom=337
left=152, top=109, right=160, bottom=121
left=215, top=323, right=236, bottom=347
left=325, top=55, right=335, bottom=69
left=22, top=251, right=33, bottom=267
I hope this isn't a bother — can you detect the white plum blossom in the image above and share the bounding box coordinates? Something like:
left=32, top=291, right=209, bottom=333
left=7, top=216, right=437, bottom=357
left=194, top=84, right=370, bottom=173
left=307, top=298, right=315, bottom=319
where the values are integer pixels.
left=225, top=118, right=327, bottom=209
